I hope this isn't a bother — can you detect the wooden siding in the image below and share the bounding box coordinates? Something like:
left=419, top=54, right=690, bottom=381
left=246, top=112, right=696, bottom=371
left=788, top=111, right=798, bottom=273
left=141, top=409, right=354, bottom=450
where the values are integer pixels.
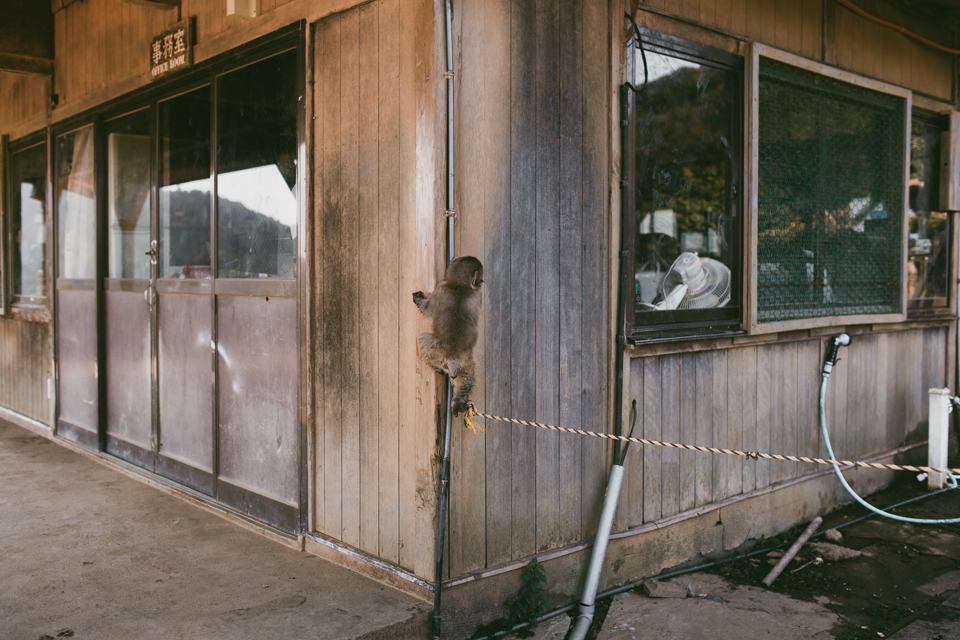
left=52, top=0, right=176, bottom=108
left=49, top=0, right=327, bottom=113
left=311, top=0, right=442, bottom=581
left=444, top=0, right=612, bottom=579
left=0, top=318, right=52, bottom=425
left=638, top=0, right=954, bottom=101
left=0, top=72, right=49, bottom=138
left=616, top=328, right=947, bottom=533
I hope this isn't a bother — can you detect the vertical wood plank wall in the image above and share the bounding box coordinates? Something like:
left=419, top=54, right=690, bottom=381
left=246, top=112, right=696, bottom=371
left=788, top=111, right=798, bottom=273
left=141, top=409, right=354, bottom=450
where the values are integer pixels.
left=311, top=0, right=441, bottom=580
left=0, top=72, right=49, bottom=137
left=445, top=0, right=612, bottom=579
left=0, top=319, right=52, bottom=425
left=49, top=0, right=302, bottom=113
left=0, top=72, right=52, bottom=427
left=618, top=329, right=947, bottom=534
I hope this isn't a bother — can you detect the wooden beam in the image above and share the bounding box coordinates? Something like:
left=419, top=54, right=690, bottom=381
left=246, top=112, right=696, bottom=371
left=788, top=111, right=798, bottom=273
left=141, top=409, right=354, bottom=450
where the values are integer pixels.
left=113, top=0, right=179, bottom=8
left=0, top=53, right=53, bottom=76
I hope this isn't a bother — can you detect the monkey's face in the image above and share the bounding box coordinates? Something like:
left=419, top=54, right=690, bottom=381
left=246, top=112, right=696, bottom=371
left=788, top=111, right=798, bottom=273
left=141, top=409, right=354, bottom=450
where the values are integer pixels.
left=446, top=256, right=484, bottom=289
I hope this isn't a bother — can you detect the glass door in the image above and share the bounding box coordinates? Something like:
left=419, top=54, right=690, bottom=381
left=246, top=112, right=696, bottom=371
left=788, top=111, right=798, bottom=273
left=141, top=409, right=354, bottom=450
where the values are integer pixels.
left=103, top=87, right=216, bottom=495
left=94, top=44, right=301, bottom=530
left=155, top=86, right=215, bottom=493
left=104, top=109, right=154, bottom=466
left=55, top=128, right=98, bottom=449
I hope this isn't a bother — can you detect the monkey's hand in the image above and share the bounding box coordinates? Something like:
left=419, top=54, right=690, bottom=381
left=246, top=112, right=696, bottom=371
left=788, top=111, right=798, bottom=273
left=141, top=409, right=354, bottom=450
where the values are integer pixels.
left=412, top=291, right=427, bottom=310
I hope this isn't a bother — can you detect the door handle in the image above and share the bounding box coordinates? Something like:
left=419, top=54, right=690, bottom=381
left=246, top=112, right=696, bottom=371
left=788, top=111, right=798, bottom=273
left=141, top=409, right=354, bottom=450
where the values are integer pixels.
left=145, top=240, right=158, bottom=265
left=144, top=285, right=157, bottom=307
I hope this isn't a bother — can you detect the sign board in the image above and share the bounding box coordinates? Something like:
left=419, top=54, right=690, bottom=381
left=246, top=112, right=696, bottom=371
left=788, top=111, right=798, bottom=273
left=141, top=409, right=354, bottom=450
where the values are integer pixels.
left=150, top=20, right=192, bottom=80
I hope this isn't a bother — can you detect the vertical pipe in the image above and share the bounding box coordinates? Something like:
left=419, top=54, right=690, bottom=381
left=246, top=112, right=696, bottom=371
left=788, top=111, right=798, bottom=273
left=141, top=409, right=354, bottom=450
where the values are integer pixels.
left=568, top=464, right=626, bottom=640
left=433, top=0, right=456, bottom=637
left=929, top=388, right=951, bottom=489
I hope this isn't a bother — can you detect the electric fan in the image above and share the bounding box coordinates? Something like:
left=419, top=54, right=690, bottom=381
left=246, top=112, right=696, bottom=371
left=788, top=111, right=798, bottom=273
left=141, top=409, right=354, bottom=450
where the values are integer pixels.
left=659, top=251, right=731, bottom=309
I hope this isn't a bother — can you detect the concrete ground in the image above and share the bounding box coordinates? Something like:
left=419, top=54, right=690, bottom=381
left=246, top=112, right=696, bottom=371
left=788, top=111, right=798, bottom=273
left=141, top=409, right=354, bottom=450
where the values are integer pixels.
left=0, top=419, right=429, bottom=640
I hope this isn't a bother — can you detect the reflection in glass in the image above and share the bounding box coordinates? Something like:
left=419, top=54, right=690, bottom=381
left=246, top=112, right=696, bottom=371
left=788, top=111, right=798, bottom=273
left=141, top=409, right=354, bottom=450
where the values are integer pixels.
left=13, top=143, right=48, bottom=302
left=160, top=86, right=212, bottom=279
left=634, top=51, right=737, bottom=313
left=757, top=58, right=904, bottom=322
left=908, top=116, right=949, bottom=309
left=216, top=49, right=297, bottom=279
left=108, top=110, right=152, bottom=280
left=57, top=130, right=96, bottom=282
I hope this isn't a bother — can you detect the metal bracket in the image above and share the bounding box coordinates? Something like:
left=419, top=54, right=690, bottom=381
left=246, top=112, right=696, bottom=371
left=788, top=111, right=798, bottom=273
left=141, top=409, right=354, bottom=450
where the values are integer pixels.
left=443, top=209, right=457, bottom=218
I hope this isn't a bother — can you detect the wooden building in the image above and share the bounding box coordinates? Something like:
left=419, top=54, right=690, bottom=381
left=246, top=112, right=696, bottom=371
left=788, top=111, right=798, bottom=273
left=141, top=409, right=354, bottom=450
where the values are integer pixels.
left=0, top=0, right=957, bottom=635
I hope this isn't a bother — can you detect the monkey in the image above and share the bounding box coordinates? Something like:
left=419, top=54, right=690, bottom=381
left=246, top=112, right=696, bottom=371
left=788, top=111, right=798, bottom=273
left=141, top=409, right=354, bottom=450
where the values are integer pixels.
left=413, top=256, right=483, bottom=415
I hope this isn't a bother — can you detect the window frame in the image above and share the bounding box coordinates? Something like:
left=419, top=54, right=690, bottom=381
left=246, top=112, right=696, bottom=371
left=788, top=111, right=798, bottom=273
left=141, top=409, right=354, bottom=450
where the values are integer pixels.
left=0, top=134, right=7, bottom=316
left=744, top=42, right=912, bottom=335
left=624, top=28, right=746, bottom=342
left=906, top=107, right=956, bottom=318
left=6, top=130, right=51, bottom=315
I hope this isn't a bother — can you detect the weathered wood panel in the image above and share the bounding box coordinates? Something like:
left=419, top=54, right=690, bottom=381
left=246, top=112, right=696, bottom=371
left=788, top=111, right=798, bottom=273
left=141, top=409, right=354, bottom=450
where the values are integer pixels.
left=0, top=318, right=52, bottom=425
left=50, top=0, right=334, bottom=112
left=311, top=0, right=440, bottom=578
left=443, top=0, right=612, bottom=574
left=624, top=328, right=947, bottom=530
left=0, top=72, right=49, bottom=138
left=375, top=0, right=402, bottom=568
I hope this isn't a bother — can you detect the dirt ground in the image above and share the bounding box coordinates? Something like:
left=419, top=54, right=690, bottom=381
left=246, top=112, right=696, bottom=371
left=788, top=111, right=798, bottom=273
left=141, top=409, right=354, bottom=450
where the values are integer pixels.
left=486, top=471, right=960, bottom=640
left=708, top=477, right=960, bottom=639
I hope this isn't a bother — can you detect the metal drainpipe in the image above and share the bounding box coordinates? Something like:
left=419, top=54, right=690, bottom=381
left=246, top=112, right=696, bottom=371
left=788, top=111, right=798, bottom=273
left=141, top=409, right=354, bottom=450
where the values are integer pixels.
left=568, top=84, right=636, bottom=640
left=433, top=0, right=456, bottom=637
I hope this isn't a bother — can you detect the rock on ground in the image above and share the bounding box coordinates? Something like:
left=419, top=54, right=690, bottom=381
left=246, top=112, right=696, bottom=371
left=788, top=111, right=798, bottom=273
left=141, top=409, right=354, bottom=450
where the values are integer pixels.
left=806, top=542, right=864, bottom=561
left=601, top=573, right=837, bottom=640
left=502, top=614, right=570, bottom=640
left=641, top=579, right=688, bottom=598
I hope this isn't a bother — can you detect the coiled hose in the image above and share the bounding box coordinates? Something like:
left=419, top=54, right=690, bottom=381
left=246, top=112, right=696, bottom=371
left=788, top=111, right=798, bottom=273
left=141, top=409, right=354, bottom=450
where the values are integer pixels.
left=821, top=333, right=960, bottom=524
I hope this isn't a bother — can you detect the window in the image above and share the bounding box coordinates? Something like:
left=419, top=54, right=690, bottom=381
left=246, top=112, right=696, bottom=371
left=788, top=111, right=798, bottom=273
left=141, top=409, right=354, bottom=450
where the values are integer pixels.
left=56, top=126, right=97, bottom=282
left=159, top=86, right=212, bottom=280
left=216, top=49, right=298, bottom=280
left=626, top=30, right=743, bottom=338
left=10, top=140, right=48, bottom=307
left=907, top=110, right=950, bottom=313
left=755, top=56, right=906, bottom=325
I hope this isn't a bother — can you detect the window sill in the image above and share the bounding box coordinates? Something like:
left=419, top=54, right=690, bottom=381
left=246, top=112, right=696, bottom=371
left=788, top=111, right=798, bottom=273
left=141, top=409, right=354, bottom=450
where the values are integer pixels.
left=627, top=317, right=957, bottom=359
left=8, top=305, right=51, bottom=323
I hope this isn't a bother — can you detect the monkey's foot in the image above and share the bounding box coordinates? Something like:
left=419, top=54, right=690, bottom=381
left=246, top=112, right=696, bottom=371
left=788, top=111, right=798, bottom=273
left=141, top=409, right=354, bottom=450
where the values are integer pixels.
left=462, top=402, right=486, bottom=434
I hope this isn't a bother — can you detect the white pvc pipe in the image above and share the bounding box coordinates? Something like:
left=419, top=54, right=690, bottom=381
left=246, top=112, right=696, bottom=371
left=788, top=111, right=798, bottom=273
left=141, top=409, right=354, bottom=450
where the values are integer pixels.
left=568, top=464, right=626, bottom=640
left=929, top=388, right=951, bottom=490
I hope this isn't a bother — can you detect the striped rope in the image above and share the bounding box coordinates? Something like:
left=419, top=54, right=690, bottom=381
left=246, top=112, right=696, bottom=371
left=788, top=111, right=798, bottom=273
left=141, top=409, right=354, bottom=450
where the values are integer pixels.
left=463, top=403, right=960, bottom=476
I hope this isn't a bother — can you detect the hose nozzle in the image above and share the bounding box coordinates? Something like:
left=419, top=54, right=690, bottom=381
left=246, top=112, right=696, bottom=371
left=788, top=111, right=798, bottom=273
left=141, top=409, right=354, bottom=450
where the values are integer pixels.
left=822, top=333, right=850, bottom=378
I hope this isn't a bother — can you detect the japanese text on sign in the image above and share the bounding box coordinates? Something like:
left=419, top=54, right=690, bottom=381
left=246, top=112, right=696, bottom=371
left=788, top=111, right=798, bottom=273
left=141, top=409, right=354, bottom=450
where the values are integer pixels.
left=150, top=20, right=192, bottom=79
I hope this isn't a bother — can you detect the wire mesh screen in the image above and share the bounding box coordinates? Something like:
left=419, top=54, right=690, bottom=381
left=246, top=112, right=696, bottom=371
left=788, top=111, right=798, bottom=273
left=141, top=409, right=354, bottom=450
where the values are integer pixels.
left=757, top=58, right=905, bottom=323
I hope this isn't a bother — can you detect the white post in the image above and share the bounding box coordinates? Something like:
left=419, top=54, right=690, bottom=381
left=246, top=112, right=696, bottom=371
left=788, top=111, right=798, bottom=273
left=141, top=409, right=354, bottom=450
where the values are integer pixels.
left=928, top=388, right=951, bottom=490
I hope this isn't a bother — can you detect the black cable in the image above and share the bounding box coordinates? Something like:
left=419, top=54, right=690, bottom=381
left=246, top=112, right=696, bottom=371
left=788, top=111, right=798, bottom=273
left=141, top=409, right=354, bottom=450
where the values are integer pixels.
left=624, top=12, right=649, bottom=95
left=619, top=400, right=638, bottom=466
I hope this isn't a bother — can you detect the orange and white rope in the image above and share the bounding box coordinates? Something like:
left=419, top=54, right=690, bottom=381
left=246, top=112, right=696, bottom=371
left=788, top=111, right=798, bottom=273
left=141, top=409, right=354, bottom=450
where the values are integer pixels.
left=463, top=403, right=960, bottom=476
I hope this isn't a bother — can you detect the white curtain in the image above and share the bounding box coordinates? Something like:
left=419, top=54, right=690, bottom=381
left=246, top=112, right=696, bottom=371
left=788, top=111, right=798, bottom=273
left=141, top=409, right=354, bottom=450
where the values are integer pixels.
left=58, top=126, right=96, bottom=280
